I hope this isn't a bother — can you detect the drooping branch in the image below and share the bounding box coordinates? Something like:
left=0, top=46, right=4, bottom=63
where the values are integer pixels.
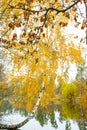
left=7, top=0, right=80, bottom=27
left=42, top=0, right=80, bottom=26
left=0, top=85, right=45, bottom=129
left=8, top=0, right=80, bottom=13
left=1, top=0, right=80, bottom=41
left=46, top=0, right=80, bottom=13
left=0, top=0, right=82, bottom=41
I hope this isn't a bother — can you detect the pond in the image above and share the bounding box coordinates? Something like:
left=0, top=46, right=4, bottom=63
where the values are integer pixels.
left=0, top=95, right=87, bottom=130
left=0, top=67, right=87, bottom=130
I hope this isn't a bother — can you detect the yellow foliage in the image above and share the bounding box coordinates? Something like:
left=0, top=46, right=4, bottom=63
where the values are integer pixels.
left=0, top=0, right=85, bottom=112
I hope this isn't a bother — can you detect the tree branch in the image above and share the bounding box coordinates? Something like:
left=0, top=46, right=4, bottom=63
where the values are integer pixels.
left=46, top=0, right=80, bottom=15
left=0, top=84, right=45, bottom=129
left=7, top=0, right=80, bottom=28
left=42, top=0, right=80, bottom=26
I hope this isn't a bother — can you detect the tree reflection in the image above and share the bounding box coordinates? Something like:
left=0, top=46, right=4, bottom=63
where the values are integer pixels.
left=77, top=105, right=87, bottom=130
left=65, top=120, right=71, bottom=130
left=35, top=107, right=58, bottom=129
left=8, top=128, right=21, bottom=130
left=0, top=76, right=87, bottom=129
left=78, top=121, right=87, bottom=130
left=35, top=108, right=48, bottom=127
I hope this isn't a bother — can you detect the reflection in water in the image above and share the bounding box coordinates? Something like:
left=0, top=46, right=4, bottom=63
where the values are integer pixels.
left=0, top=126, right=20, bottom=130
left=0, top=75, right=87, bottom=130
left=0, top=96, right=87, bottom=130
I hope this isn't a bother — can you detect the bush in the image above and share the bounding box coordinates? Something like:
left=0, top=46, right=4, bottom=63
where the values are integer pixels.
left=62, top=82, right=78, bottom=100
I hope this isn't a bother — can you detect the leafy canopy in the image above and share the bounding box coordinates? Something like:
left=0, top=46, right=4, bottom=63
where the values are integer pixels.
left=0, top=0, right=86, bottom=111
